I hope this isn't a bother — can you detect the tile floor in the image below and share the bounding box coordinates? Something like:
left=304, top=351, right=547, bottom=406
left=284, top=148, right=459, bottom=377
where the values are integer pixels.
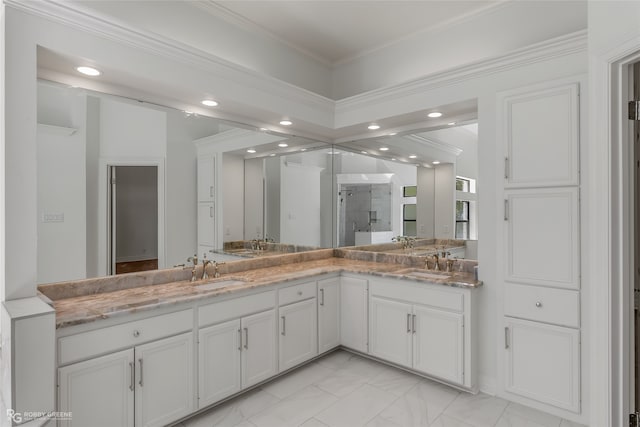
left=177, top=350, right=586, bottom=427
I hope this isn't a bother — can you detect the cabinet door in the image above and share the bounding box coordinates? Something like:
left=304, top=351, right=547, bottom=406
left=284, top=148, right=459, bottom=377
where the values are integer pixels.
left=58, top=349, right=134, bottom=427
left=505, top=317, right=580, bottom=412
left=199, top=319, right=241, bottom=408
left=413, top=306, right=464, bottom=384
left=198, top=203, right=216, bottom=248
left=279, top=298, right=318, bottom=371
left=241, top=310, right=278, bottom=388
left=369, top=297, right=412, bottom=368
left=197, top=155, right=215, bottom=203
left=135, top=332, right=195, bottom=427
left=318, top=278, right=340, bottom=353
left=505, top=188, right=579, bottom=289
left=503, top=83, right=579, bottom=188
left=340, top=276, right=368, bottom=353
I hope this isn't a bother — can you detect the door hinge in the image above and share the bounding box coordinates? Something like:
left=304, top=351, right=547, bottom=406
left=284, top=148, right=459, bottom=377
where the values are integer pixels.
left=630, top=412, right=639, bottom=427
left=630, top=100, right=640, bottom=121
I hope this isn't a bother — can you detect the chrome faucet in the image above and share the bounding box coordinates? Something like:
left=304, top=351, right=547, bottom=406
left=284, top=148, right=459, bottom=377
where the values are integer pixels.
left=431, top=253, right=440, bottom=271
left=186, top=254, right=198, bottom=282
left=213, top=261, right=226, bottom=278
left=446, top=258, right=456, bottom=273
left=202, top=255, right=213, bottom=280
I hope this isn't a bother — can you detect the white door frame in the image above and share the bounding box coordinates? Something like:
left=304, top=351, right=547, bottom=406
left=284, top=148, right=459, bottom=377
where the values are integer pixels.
left=98, top=158, right=166, bottom=276
left=592, top=37, right=640, bottom=426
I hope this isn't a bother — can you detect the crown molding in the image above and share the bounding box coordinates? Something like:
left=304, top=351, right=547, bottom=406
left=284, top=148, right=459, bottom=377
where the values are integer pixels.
left=6, top=0, right=335, bottom=114
left=335, top=30, right=588, bottom=117
left=403, top=135, right=463, bottom=157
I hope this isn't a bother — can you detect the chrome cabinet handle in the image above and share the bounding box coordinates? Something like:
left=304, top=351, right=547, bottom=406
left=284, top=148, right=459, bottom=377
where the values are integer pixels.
left=504, top=157, right=509, bottom=179
left=238, top=329, right=242, bottom=351
left=244, top=327, right=249, bottom=349
left=138, top=358, right=143, bottom=387
left=504, top=200, right=509, bottom=221
left=210, top=186, right=214, bottom=198
left=320, top=288, right=325, bottom=306
left=505, top=327, right=510, bottom=349
left=133, top=330, right=140, bottom=338
left=281, top=316, right=286, bottom=336
left=535, top=301, right=542, bottom=308
left=129, top=362, right=135, bottom=391
left=412, top=314, right=416, bottom=334
left=407, top=313, right=411, bottom=333
left=210, top=206, right=214, bottom=218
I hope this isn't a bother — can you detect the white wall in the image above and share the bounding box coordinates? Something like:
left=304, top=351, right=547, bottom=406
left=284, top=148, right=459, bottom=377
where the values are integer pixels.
left=222, top=153, right=245, bottom=242
left=280, top=162, right=322, bottom=247
left=244, top=158, right=264, bottom=240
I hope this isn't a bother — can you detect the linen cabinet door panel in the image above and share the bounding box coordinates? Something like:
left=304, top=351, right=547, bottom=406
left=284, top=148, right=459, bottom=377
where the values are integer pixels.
left=318, top=278, right=340, bottom=353
left=199, top=319, right=241, bottom=408
left=279, top=298, right=318, bottom=372
left=241, top=310, right=277, bottom=388
left=505, top=188, right=579, bottom=289
left=135, top=332, right=195, bottom=427
left=412, top=306, right=464, bottom=384
left=505, top=318, right=580, bottom=412
left=197, top=156, right=215, bottom=203
left=198, top=203, right=216, bottom=248
left=369, top=297, right=412, bottom=368
left=58, top=349, right=134, bottom=427
left=503, top=83, right=579, bottom=188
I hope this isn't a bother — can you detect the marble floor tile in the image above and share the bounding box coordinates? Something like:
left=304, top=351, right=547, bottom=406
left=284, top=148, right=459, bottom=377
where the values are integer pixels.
left=495, top=402, right=561, bottom=427
left=559, top=420, right=587, bottom=427
left=337, top=354, right=388, bottom=379
left=299, top=418, right=330, bottom=427
left=233, top=421, right=257, bottom=427
left=378, top=379, right=459, bottom=426
left=315, top=365, right=369, bottom=397
left=315, top=383, right=398, bottom=427
left=430, top=414, right=475, bottom=427
left=315, top=350, right=355, bottom=371
left=183, top=388, right=280, bottom=427
left=367, top=367, right=421, bottom=396
left=443, top=392, right=509, bottom=427
left=364, top=415, right=404, bottom=427
left=249, top=385, right=338, bottom=427
left=262, top=362, right=334, bottom=399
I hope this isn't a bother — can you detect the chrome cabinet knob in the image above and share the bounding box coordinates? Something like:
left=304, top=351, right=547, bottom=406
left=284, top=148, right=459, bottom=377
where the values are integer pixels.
left=297, top=291, right=303, bottom=296
left=133, top=330, right=140, bottom=337
left=535, top=301, right=542, bottom=308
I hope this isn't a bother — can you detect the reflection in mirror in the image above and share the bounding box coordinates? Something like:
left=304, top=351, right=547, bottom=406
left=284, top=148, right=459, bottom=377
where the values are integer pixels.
left=35, top=78, right=331, bottom=284
left=334, top=116, right=478, bottom=260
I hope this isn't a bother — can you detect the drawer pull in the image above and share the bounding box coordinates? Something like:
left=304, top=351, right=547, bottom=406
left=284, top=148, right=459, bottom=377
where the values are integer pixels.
left=412, top=314, right=416, bottom=334
left=281, top=316, right=286, bottom=336
left=138, top=358, right=144, bottom=387
left=244, top=327, right=249, bottom=350
left=320, top=288, right=325, bottom=306
left=210, top=186, right=214, bottom=198
left=504, top=327, right=510, bottom=349
left=407, top=313, right=411, bottom=333
left=129, top=362, right=135, bottom=391
left=535, top=301, right=542, bottom=308
left=297, top=291, right=303, bottom=296
left=133, top=330, right=140, bottom=338
left=238, top=329, right=242, bottom=351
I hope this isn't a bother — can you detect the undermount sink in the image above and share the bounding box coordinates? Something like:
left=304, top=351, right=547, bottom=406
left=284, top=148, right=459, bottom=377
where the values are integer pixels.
left=193, top=278, right=247, bottom=291
left=398, top=269, right=452, bottom=280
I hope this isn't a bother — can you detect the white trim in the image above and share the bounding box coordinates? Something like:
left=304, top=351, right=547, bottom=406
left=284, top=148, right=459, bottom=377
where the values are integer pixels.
left=403, top=135, right=464, bottom=157
left=97, top=158, right=166, bottom=277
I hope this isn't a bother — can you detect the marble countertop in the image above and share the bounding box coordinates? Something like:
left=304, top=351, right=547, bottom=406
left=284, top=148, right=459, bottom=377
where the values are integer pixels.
left=40, top=255, right=481, bottom=329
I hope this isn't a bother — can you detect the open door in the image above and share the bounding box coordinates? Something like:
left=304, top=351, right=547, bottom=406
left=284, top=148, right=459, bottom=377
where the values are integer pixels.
left=108, top=165, right=159, bottom=275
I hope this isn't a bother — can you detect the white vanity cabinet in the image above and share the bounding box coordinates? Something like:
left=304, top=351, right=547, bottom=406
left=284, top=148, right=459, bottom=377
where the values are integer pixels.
left=340, top=275, right=369, bottom=353
left=369, top=278, right=468, bottom=386
left=198, top=291, right=278, bottom=408
left=57, top=309, right=195, bottom=427
left=317, top=277, right=341, bottom=353
left=278, top=281, right=318, bottom=372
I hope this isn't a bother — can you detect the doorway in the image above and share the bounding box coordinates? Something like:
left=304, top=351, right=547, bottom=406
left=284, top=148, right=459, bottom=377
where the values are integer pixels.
left=633, top=60, right=640, bottom=419
left=108, top=165, right=159, bottom=275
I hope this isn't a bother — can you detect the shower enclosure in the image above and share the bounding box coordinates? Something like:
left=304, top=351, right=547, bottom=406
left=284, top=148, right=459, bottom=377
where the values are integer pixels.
left=338, top=183, right=393, bottom=247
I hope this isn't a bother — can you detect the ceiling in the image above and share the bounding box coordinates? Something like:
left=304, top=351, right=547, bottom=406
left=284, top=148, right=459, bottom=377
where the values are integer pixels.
left=208, top=1, right=503, bottom=65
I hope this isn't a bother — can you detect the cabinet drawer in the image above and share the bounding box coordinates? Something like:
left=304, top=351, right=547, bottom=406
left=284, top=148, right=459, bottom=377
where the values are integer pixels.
left=279, top=281, right=317, bottom=306
left=59, top=309, right=193, bottom=365
left=199, top=290, right=276, bottom=327
left=370, top=279, right=463, bottom=312
left=504, top=284, right=579, bottom=328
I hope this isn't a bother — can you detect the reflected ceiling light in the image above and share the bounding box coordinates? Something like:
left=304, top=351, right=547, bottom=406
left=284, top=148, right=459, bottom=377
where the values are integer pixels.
left=427, top=112, right=442, bottom=118
left=259, top=127, right=268, bottom=131
left=279, top=120, right=293, bottom=126
left=300, top=148, right=307, bottom=152
left=409, top=155, right=417, bottom=159
left=379, top=147, right=389, bottom=151
left=391, top=158, right=397, bottom=161
left=278, top=143, right=288, bottom=148
left=368, top=124, right=380, bottom=130
left=432, top=160, right=441, bottom=164
left=361, top=151, right=367, bottom=154
left=76, top=66, right=101, bottom=76
left=201, top=99, right=219, bottom=107
left=388, top=132, right=397, bottom=136
left=269, top=153, right=276, bottom=157
left=247, top=149, right=256, bottom=154
left=447, top=122, right=456, bottom=126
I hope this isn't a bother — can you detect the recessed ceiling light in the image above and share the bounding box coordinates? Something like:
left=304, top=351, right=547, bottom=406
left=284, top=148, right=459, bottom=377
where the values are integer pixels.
left=391, top=158, right=397, bottom=161
left=201, top=99, right=219, bottom=107
left=368, top=124, right=380, bottom=130
left=280, top=120, right=293, bottom=126
left=379, top=147, right=389, bottom=151
left=76, top=66, right=101, bottom=76
left=247, top=149, right=256, bottom=154
left=427, top=112, right=442, bottom=118
left=432, top=160, right=441, bottom=164
left=447, top=122, right=456, bottom=126
left=409, top=155, right=417, bottom=159
left=278, top=143, right=288, bottom=148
